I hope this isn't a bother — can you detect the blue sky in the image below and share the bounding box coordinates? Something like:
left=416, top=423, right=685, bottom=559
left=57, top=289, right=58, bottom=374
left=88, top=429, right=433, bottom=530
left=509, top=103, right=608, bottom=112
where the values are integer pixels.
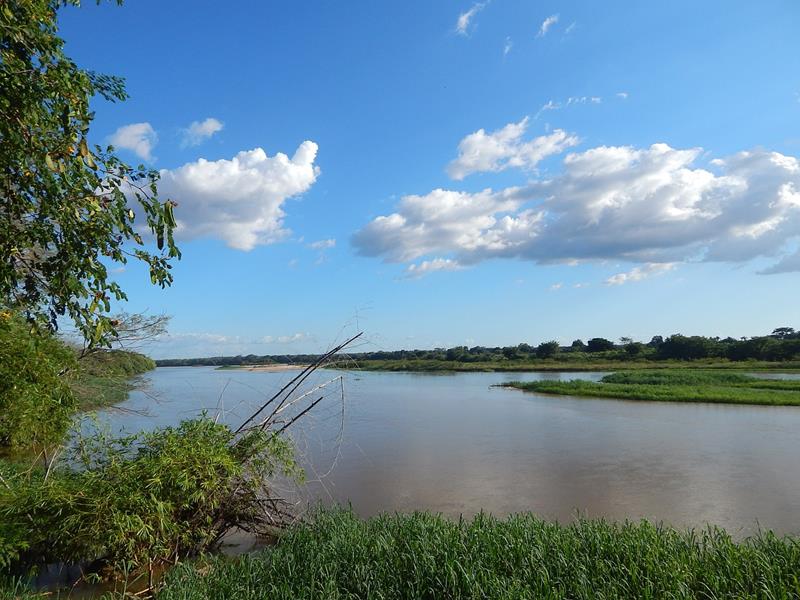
left=60, top=1, right=800, bottom=358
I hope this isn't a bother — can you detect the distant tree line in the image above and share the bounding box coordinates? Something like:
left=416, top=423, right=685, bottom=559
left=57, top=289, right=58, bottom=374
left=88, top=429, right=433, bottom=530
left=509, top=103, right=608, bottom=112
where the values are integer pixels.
left=156, top=328, right=800, bottom=366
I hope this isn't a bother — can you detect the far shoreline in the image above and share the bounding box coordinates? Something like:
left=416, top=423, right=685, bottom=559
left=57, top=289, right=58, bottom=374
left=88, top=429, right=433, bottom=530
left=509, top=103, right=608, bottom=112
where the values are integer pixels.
left=216, top=364, right=310, bottom=372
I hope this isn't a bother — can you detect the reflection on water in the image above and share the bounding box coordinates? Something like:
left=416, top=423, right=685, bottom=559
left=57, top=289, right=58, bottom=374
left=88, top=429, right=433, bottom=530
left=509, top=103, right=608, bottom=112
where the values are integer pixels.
left=89, top=367, right=800, bottom=537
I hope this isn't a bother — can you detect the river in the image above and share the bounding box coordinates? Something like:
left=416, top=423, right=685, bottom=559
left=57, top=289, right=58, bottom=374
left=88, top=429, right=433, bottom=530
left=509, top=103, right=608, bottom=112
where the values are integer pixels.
left=94, top=366, right=800, bottom=537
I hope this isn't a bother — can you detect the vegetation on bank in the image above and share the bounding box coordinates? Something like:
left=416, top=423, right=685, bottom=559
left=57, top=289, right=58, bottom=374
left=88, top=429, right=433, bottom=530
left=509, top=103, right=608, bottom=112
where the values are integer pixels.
left=506, top=370, right=800, bottom=406
left=0, top=313, right=155, bottom=449
left=153, top=509, right=800, bottom=599
left=0, top=418, right=300, bottom=577
left=157, top=329, right=800, bottom=371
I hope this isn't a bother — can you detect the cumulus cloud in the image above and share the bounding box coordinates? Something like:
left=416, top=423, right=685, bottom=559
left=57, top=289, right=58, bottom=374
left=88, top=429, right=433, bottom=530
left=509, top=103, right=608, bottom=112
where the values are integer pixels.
left=605, top=263, right=676, bottom=285
left=158, top=141, right=320, bottom=251
left=181, top=117, right=224, bottom=148
left=447, top=117, right=579, bottom=180
left=109, top=122, right=157, bottom=160
left=353, top=141, right=800, bottom=275
left=310, top=238, right=336, bottom=250
left=456, top=2, right=487, bottom=35
left=537, top=14, right=559, bottom=37
left=406, top=258, right=464, bottom=278
left=352, top=187, right=536, bottom=263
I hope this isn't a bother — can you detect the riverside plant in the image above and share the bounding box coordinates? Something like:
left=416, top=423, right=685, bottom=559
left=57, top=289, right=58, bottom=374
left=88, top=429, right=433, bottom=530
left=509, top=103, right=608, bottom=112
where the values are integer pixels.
left=0, top=333, right=363, bottom=585
left=157, top=509, right=800, bottom=599
left=0, top=418, right=302, bottom=576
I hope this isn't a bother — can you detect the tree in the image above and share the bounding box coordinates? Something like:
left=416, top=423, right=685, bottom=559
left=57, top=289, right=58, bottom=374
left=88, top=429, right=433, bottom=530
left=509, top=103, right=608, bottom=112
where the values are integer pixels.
left=657, top=335, right=719, bottom=360
left=536, top=340, right=560, bottom=359
left=586, top=337, right=614, bottom=352
left=771, top=327, right=796, bottom=340
left=0, top=0, right=180, bottom=348
left=648, top=335, right=664, bottom=348
left=570, top=339, right=586, bottom=352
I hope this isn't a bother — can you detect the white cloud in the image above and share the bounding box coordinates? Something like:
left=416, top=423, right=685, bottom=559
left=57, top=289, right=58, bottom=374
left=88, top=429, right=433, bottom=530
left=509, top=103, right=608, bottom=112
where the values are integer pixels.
left=534, top=96, right=603, bottom=118
left=353, top=140, right=800, bottom=275
left=456, top=2, right=487, bottom=35
left=447, top=117, right=579, bottom=180
left=406, top=258, right=464, bottom=278
left=310, top=238, right=336, bottom=250
left=181, top=117, right=224, bottom=148
left=537, top=14, right=559, bottom=37
left=617, top=91, right=629, bottom=100
left=503, top=36, right=513, bottom=56
left=565, top=22, right=576, bottom=35
left=109, top=122, right=157, bottom=161
left=605, top=263, right=676, bottom=286
left=549, top=282, right=563, bottom=291
left=157, top=141, right=320, bottom=251
left=352, top=186, right=535, bottom=263
left=262, top=332, right=311, bottom=344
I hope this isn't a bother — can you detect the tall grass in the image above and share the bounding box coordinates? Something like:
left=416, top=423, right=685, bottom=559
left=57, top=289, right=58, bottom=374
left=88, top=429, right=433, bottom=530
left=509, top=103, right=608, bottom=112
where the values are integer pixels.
left=157, top=509, right=800, bottom=599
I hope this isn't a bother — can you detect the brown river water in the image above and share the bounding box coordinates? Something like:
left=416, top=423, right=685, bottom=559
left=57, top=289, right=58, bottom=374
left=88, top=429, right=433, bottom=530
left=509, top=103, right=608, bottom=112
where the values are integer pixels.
left=90, top=366, right=800, bottom=537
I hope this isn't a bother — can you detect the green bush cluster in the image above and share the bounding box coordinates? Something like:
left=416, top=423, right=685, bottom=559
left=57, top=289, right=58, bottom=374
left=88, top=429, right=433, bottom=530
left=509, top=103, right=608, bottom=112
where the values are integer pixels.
left=0, top=312, right=77, bottom=448
left=158, top=509, right=800, bottom=599
left=0, top=418, right=301, bottom=575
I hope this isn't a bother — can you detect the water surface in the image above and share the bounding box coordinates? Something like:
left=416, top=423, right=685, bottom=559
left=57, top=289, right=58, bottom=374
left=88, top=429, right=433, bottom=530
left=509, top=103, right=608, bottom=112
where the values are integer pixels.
left=94, top=367, right=800, bottom=537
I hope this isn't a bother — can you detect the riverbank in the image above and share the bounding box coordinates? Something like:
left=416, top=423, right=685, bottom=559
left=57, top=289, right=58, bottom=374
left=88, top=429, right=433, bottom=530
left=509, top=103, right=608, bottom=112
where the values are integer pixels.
left=334, top=357, right=800, bottom=373
left=505, top=369, right=800, bottom=406
left=71, top=349, right=156, bottom=409
left=217, top=364, right=309, bottom=372
left=5, top=509, right=799, bottom=599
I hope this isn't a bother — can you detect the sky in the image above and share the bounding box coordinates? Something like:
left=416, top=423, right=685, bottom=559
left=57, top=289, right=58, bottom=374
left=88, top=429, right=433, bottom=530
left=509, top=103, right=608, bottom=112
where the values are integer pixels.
left=58, top=0, right=800, bottom=358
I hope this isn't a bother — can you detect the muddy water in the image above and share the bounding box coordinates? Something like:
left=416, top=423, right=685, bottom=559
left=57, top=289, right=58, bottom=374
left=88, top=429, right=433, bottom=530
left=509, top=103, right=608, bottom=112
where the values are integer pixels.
left=92, top=367, right=800, bottom=537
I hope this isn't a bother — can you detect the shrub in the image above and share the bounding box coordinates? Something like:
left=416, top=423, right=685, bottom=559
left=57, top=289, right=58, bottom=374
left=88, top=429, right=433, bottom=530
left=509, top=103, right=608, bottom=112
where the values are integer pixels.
left=0, top=417, right=301, bottom=574
left=0, top=312, right=77, bottom=448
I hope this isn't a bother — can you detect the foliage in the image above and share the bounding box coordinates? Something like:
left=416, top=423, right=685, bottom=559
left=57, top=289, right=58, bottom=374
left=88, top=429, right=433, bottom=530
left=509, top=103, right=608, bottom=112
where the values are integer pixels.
left=71, top=348, right=156, bottom=408
left=0, top=311, right=156, bottom=448
left=0, top=418, right=302, bottom=574
left=0, top=0, right=180, bottom=347
left=586, top=337, right=615, bottom=352
left=0, top=311, right=76, bottom=448
left=535, top=340, right=560, bottom=359
left=158, top=509, right=800, bottom=600
left=156, top=328, right=800, bottom=368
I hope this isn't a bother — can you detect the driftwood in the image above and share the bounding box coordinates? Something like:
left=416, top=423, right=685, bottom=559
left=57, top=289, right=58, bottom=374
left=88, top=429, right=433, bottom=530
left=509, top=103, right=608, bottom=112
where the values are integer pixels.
left=225, top=332, right=363, bottom=532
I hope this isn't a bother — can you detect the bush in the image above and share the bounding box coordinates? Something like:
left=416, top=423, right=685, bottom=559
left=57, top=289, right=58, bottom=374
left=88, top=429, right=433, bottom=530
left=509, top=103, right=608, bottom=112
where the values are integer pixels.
left=0, top=312, right=77, bottom=448
left=0, top=418, right=301, bottom=574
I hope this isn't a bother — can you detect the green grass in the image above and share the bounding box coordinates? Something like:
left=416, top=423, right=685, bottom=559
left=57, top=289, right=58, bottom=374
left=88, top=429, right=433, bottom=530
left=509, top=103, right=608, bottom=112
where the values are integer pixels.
left=155, top=509, right=800, bottom=599
left=506, top=370, right=800, bottom=406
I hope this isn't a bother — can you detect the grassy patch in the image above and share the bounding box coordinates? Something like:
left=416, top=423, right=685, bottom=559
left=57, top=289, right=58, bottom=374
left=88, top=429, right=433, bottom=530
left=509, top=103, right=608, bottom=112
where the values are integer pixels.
left=506, top=370, right=800, bottom=406
left=156, top=509, right=800, bottom=599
